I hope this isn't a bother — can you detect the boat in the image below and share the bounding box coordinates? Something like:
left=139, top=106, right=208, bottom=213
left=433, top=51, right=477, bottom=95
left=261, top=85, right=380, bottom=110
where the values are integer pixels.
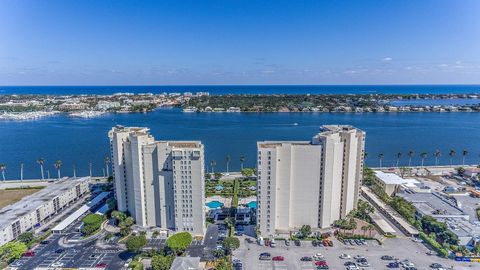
left=182, top=106, right=197, bottom=112
left=68, top=111, right=106, bottom=118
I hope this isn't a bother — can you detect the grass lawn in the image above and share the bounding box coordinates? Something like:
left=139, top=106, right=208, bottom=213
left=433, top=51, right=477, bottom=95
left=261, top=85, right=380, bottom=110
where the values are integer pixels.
left=0, top=188, right=43, bottom=209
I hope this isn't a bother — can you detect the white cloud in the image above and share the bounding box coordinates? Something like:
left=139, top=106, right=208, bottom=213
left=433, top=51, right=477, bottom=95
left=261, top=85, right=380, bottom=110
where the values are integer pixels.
left=381, top=57, right=393, bottom=62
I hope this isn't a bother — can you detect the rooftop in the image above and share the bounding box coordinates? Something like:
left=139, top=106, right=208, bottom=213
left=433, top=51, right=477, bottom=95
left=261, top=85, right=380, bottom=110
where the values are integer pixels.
left=257, top=141, right=310, bottom=148
left=170, top=257, right=200, bottom=270
left=398, top=192, right=466, bottom=217
left=374, top=171, right=420, bottom=186
left=0, top=177, right=90, bottom=229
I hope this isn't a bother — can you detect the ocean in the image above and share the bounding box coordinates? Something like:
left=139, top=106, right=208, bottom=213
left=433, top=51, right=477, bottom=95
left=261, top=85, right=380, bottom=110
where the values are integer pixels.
left=0, top=108, right=479, bottom=180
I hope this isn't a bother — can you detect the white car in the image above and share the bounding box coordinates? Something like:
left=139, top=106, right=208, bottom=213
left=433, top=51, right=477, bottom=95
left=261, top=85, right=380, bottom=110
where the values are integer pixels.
left=339, top=253, right=351, bottom=259
left=314, top=253, right=324, bottom=258
left=346, top=266, right=359, bottom=270
left=400, top=260, right=415, bottom=268
left=51, top=262, right=64, bottom=267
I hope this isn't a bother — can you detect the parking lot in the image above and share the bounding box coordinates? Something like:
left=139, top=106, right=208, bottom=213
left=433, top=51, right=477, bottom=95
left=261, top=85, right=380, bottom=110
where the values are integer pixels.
left=234, top=236, right=478, bottom=270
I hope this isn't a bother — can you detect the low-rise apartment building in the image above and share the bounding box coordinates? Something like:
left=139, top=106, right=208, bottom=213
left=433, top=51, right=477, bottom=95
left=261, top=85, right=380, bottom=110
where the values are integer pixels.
left=0, top=177, right=89, bottom=246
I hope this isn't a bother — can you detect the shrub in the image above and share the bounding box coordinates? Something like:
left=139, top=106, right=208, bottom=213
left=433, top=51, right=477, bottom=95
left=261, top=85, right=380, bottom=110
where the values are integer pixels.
left=419, top=232, right=449, bottom=258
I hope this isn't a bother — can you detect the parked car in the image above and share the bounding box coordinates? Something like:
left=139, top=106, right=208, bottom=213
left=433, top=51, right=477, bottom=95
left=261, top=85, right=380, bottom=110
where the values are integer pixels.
left=430, top=263, right=444, bottom=269
left=259, top=253, right=271, bottom=260
left=51, top=262, right=64, bottom=267
left=284, top=239, right=290, bottom=246
left=96, top=263, right=107, bottom=268
left=315, top=261, right=328, bottom=266
left=40, top=240, right=49, bottom=245
left=300, top=256, right=313, bottom=261
left=387, top=262, right=400, bottom=268
left=344, top=261, right=356, bottom=267
left=272, top=256, right=284, bottom=261
left=328, top=240, right=333, bottom=246
left=316, top=266, right=329, bottom=270
left=22, top=251, right=35, bottom=257
left=294, top=239, right=301, bottom=246
left=55, top=249, right=64, bottom=254
left=339, top=253, right=351, bottom=259
left=381, top=255, right=394, bottom=260
left=312, top=240, right=318, bottom=247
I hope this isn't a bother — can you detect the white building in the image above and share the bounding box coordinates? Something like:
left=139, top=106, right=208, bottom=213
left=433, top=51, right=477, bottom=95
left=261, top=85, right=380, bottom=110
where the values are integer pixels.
left=373, top=171, right=421, bottom=196
left=0, top=177, right=90, bottom=247
left=256, top=125, right=365, bottom=237
left=109, top=126, right=206, bottom=236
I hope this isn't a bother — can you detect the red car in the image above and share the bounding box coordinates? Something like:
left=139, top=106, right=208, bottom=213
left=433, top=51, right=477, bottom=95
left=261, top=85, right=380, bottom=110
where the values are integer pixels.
left=23, top=251, right=35, bottom=257
left=272, top=256, right=284, bottom=261
left=315, top=261, right=328, bottom=266
left=96, top=263, right=107, bottom=268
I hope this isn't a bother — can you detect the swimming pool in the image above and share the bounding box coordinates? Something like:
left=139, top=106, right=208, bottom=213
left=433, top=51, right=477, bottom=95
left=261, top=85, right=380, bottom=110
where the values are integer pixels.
left=206, top=200, right=224, bottom=209
left=246, top=201, right=257, bottom=209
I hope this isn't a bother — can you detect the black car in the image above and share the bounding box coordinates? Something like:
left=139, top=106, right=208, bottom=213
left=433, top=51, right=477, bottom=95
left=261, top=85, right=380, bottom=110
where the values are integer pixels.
left=381, top=255, right=394, bottom=260
left=430, top=263, right=443, bottom=269
left=387, top=262, right=400, bottom=268
left=300, top=256, right=313, bottom=261
left=40, top=240, right=49, bottom=245
left=294, top=239, right=301, bottom=246
left=344, top=261, right=356, bottom=266
left=312, top=240, right=318, bottom=247
left=55, top=249, right=64, bottom=254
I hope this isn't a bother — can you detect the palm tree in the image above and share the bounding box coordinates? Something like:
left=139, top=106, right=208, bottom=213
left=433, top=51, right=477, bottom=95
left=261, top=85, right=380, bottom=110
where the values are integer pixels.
left=89, top=162, right=93, bottom=177
left=434, top=150, right=441, bottom=166
left=37, top=158, right=45, bottom=180
left=396, top=152, right=402, bottom=167
left=54, top=160, right=62, bottom=180
left=408, top=151, right=414, bottom=167
left=462, top=150, right=468, bottom=166
left=20, top=163, right=24, bottom=181
left=104, top=156, right=111, bottom=177
left=0, top=164, right=6, bottom=181
left=378, top=153, right=384, bottom=167
left=420, top=152, right=428, bottom=167
left=361, top=225, right=368, bottom=236
left=73, top=164, right=76, bottom=178
left=210, top=160, right=216, bottom=174
left=366, top=224, right=375, bottom=237
left=449, top=149, right=456, bottom=166
left=239, top=155, right=245, bottom=170
left=225, top=155, right=231, bottom=174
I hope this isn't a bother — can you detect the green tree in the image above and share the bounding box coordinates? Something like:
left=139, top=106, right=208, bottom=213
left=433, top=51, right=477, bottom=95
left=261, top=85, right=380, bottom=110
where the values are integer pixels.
left=0, top=241, right=27, bottom=263
left=0, top=164, right=6, bottom=181
left=166, top=232, right=192, bottom=254
left=462, top=150, right=469, bottom=165
left=54, top=160, right=62, bottom=180
left=37, top=158, right=45, bottom=180
left=421, top=152, right=428, bottom=166
left=215, top=257, right=233, bottom=270
left=151, top=255, right=174, bottom=270
left=82, top=213, right=105, bottom=236
left=17, top=232, right=35, bottom=245
left=378, top=153, right=384, bottom=167
left=407, top=151, right=415, bottom=167
left=240, top=168, right=255, bottom=178
left=239, top=155, right=245, bottom=170
left=222, top=237, right=240, bottom=254
left=126, top=235, right=147, bottom=252
left=456, top=167, right=466, bottom=175
left=299, top=224, right=312, bottom=238
left=225, top=155, right=231, bottom=174
left=449, top=149, right=456, bottom=165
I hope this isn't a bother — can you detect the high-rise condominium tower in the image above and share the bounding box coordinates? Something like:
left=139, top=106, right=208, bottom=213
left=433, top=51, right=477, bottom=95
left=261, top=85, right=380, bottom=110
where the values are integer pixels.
left=109, top=126, right=206, bottom=235
left=256, top=125, right=365, bottom=237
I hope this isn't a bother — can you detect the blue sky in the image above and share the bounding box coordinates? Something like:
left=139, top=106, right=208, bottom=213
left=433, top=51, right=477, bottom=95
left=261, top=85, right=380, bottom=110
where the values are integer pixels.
left=1, top=0, right=479, bottom=85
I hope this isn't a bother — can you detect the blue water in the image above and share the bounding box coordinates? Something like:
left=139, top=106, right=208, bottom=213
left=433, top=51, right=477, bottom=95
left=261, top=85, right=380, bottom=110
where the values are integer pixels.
left=206, top=201, right=224, bottom=209
left=1, top=108, right=479, bottom=180
left=1, top=85, right=480, bottom=95
left=246, top=201, right=257, bottom=209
